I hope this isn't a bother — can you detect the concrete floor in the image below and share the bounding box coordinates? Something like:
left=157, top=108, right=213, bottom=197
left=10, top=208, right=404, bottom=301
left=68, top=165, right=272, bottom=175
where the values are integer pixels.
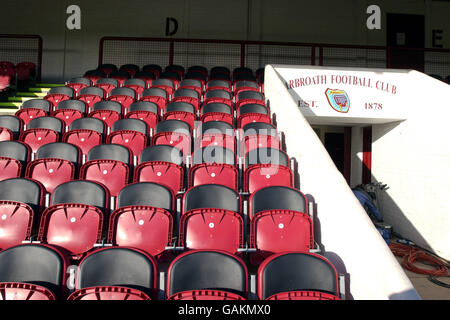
left=395, top=256, right=450, bottom=300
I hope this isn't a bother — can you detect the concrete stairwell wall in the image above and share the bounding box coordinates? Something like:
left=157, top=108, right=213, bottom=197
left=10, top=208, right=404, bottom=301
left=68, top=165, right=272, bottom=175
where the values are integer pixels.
left=264, top=64, right=420, bottom=300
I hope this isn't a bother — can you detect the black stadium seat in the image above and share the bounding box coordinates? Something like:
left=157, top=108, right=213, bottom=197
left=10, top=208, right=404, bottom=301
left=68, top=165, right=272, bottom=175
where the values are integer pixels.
left=63, top=117, right=106, bottom=156
left=25, top=142, right=81, bottom=193
left=135, top=145, right=185, bottom=195
left=167, top=250, right=248, bottom=300
left=179, top=184, right=243, bottom=253
left=19, top=116, right=64, bottom=153
left=38, top=180, right=109, bottom=257
left=108, top=182, right=174, bottom=257
left=0, top=244, right=69, bottom=300
left=0, top=178, right=44, bottom=251
left=68, top=247, right=158, bottom=300
left=80, top=144, right=132, bottom=197
left=16, top=99, right=52, bottom=125
left=0, top=115, right=23, bottom=141
left=0, top=141, right=30, bottom=180
left=257, top=252, right=340, bottom=300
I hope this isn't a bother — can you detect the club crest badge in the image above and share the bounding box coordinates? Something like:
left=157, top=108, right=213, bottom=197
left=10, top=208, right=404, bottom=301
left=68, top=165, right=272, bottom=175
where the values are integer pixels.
left=325, top=88, right=350, bottom=113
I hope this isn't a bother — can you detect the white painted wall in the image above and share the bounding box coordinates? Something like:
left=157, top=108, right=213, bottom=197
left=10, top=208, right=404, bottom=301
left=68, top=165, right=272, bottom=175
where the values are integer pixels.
left=266, top=64, right=420, bottom=299
left=0, top=0, right=448, bottom=82
left=371, top=72, right=450, bottom=260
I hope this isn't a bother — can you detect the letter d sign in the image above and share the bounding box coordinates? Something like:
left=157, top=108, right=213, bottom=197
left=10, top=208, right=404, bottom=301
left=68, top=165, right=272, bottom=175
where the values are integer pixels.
left=166, top=17, right=178, bottom=36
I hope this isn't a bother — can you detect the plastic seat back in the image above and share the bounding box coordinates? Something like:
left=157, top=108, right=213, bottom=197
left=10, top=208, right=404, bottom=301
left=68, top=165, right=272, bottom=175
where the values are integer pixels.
left=190, top=147, right=237, bottom=190
left=141, top=87, right=168, bottom=112
left=94, top=78, right=118, bottom=96
left=0, top=178, right=44, bottom=250
left=249, top=186, right=312, bottom=264
left=258, top=252, right=340, bottom=300
left=44, top=86, right=74, bottom=108
left=97, top=64, right=118, bottom=76
left=78, top=86, right=105, bottom=109
left=63, top=117, right=105, bottom=156
left=126, top=101, right=159, bottom=130
left=26, top=142, right=80, bottom=193
left=244, top=148, right=292, bottom=193
left=0, top=244, right=68, bottom=300
left=0, top=141, right=30, bottom=180
left=53, top=100, right=87, bottom=126
left=108, top=87, right=136, bottom=111
left=72, top=247, right=157, bottom=299
left=107, top=118, right=148, bottom=160
left=66, top=77, right=91, bottom=96
left=153, top=120, right=191, bottom=157
left=16, top=99, right=51, bottom=125
left=167, top=250, right=248, bottom=300
left=80, top=144, right=131, bottom=197
left=0, top=115, right=22, bottom=141
left=135, top=145, right=184, bottom=194
left=38, top=180, right=109, bottom=256
left=197, top=121, right=235, bottom=151
left=84, top=69, right=106, bottom=85
left=108, top=182, right=174, bottom=256
left=20, top=117, right=63, bottom=153
left=89, top=100, right=122, bottom=128
left=180, top=185, right=242, bottom=252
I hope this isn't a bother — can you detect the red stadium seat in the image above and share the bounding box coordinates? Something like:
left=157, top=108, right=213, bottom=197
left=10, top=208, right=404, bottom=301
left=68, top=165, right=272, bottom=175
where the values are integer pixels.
left=152, top=120, right=191, bottom=158
left=125, top=101, right=159, bottom=131
left=0, top=115, right=23, bottom=141
left=244, top=147, right=293, bottom=194
left=179, top=184, right=243, bottom=253
left=88, top=101, right=122, bottom=129
left=25, top=142, right=81, bottom=194
left=77, top=86, right=105, bottom=109
left=189, top=147, right=238, bottom=191
left=167, top=250, right=248, bottom=300
left=0, top=178, right=44, bottom=251
left=94, top=78, right=118, bottom=97
left=80, top=144, right=131, bottom=197
left=257, top=252, right=340, bottom=300
left=52, top=99, right=87, bottom=127
left=108, top=182, right=174, bottom=257
left=67, top=247, right=158, bottom=300
left=107, top=87, right=136, bottom=112
left=0, top=244, right=69, bottom=300
left=19, top=116, right=63, bottom=154
left=106, top=118, right=148, bottom=161
left=134, top=145, right=184, bottom=195
left=249, top=186, right=312, bottom=265
left=15, top=99, right=51, bottom=126
left=37, top=180, right=109, bottom=257
left=62, top=117, right=106, bottom=157
left=43, top=86, right=74, bottom=109
left=140, top=87, right=168, bottom=113
left=0, top=141, right=30, bottom=181
left=66, top=77, right=91, bottom=97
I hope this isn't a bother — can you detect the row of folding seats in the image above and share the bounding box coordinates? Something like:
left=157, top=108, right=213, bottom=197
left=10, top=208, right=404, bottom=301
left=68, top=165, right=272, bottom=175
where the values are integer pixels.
left=1, top=105, right=279, bottom=162
left=88, top=64, right=264, bottom=89
left=0, top=128, right=289, bottom=193
left=0, top=245, right=340, bottom=300
left=0, top=177, right=312, bottom=272
left=15, top=87, right=267, bottom=130
left=71, top=73, right=263, bottom=99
